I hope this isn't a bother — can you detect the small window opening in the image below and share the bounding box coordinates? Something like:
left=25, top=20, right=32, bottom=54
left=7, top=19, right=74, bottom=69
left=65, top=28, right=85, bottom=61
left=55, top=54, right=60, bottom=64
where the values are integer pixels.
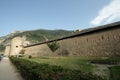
left=101, top=36, right=104, bottom=40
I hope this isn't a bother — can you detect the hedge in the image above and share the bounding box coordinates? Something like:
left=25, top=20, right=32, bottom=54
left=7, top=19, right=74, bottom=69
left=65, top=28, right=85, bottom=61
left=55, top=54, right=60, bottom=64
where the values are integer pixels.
left=91, top=57, right=120, bottom=65
left=10, top=57, right=106, bottom=80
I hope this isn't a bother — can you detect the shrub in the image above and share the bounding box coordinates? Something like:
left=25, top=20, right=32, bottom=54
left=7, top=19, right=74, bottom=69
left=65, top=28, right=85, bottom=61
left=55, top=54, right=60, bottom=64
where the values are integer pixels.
left=29, top=55, right=32, bottom=58
left=109, top=65, right=120, bottom=80
left=10, top=57, right=106, bottom=80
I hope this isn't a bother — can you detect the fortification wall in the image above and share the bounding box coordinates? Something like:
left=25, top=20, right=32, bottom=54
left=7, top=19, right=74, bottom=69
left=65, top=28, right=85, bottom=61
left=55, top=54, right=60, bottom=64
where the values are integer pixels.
left=24, top=27, right=120, bottom=57
left=4, top=46, right=10, bottom=56
left=55, top=27, right=120, bottom=57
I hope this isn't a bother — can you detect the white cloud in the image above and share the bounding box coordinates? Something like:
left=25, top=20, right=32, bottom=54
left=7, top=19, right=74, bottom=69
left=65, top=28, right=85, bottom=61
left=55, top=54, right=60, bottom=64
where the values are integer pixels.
left=90, top=0, right=120, bottom=26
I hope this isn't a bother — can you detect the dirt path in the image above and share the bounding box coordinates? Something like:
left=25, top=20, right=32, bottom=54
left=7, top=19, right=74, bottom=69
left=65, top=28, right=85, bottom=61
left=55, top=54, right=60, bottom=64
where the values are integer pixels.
left=0, top=57, right=24, bottom=80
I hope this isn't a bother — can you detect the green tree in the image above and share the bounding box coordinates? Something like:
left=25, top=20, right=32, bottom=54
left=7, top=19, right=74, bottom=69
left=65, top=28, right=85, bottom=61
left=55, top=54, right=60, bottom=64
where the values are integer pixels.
left=47, top=41, right=59, bottom=52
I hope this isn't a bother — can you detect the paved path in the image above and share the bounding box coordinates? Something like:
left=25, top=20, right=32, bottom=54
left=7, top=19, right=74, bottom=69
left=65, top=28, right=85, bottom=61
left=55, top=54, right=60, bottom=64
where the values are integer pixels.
left=0, top=57, right=24, bottom=80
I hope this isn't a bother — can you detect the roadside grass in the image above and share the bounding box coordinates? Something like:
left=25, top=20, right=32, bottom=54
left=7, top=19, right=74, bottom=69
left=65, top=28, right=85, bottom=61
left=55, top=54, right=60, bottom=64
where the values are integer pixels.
left=10, top=56, right=106, bottom=80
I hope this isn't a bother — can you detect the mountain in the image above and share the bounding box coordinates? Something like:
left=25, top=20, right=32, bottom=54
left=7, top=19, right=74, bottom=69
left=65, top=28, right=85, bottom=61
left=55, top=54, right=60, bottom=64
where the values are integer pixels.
left=0, top=29, right=72, bottom=52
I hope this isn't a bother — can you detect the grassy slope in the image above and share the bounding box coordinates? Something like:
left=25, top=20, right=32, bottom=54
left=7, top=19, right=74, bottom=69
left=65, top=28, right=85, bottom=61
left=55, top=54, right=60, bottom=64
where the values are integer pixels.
left=26, top=57, right=94, bottom=72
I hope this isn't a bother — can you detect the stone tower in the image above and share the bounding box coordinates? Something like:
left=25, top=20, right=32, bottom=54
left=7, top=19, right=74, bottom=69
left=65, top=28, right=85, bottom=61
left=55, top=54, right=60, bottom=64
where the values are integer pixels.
left=9, top=37, right=23, bottom=55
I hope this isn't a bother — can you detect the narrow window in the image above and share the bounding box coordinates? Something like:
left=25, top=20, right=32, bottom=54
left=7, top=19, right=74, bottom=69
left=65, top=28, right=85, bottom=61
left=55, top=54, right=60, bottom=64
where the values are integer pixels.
left=86, top=38, right=88, bottom=42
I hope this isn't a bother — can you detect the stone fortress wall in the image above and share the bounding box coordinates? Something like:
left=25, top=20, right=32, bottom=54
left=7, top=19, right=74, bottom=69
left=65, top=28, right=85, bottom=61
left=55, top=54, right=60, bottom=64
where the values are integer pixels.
left=55, top=27, right=120, bottom=57
left=5, top=21, right=120, bottom=57
left=24, top=44, right=54, bottom=57
left=24, top=22, right=120, bottom=57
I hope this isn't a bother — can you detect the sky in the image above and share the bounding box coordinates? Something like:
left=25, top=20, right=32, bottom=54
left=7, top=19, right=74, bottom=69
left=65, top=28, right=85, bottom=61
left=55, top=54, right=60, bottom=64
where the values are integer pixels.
left=0, top=0, right=120, bottom=36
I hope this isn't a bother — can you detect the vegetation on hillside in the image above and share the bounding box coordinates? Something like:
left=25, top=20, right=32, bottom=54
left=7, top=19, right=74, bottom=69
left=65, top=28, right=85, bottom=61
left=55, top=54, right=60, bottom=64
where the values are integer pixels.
left=0, top=29, right=72, bottom=45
